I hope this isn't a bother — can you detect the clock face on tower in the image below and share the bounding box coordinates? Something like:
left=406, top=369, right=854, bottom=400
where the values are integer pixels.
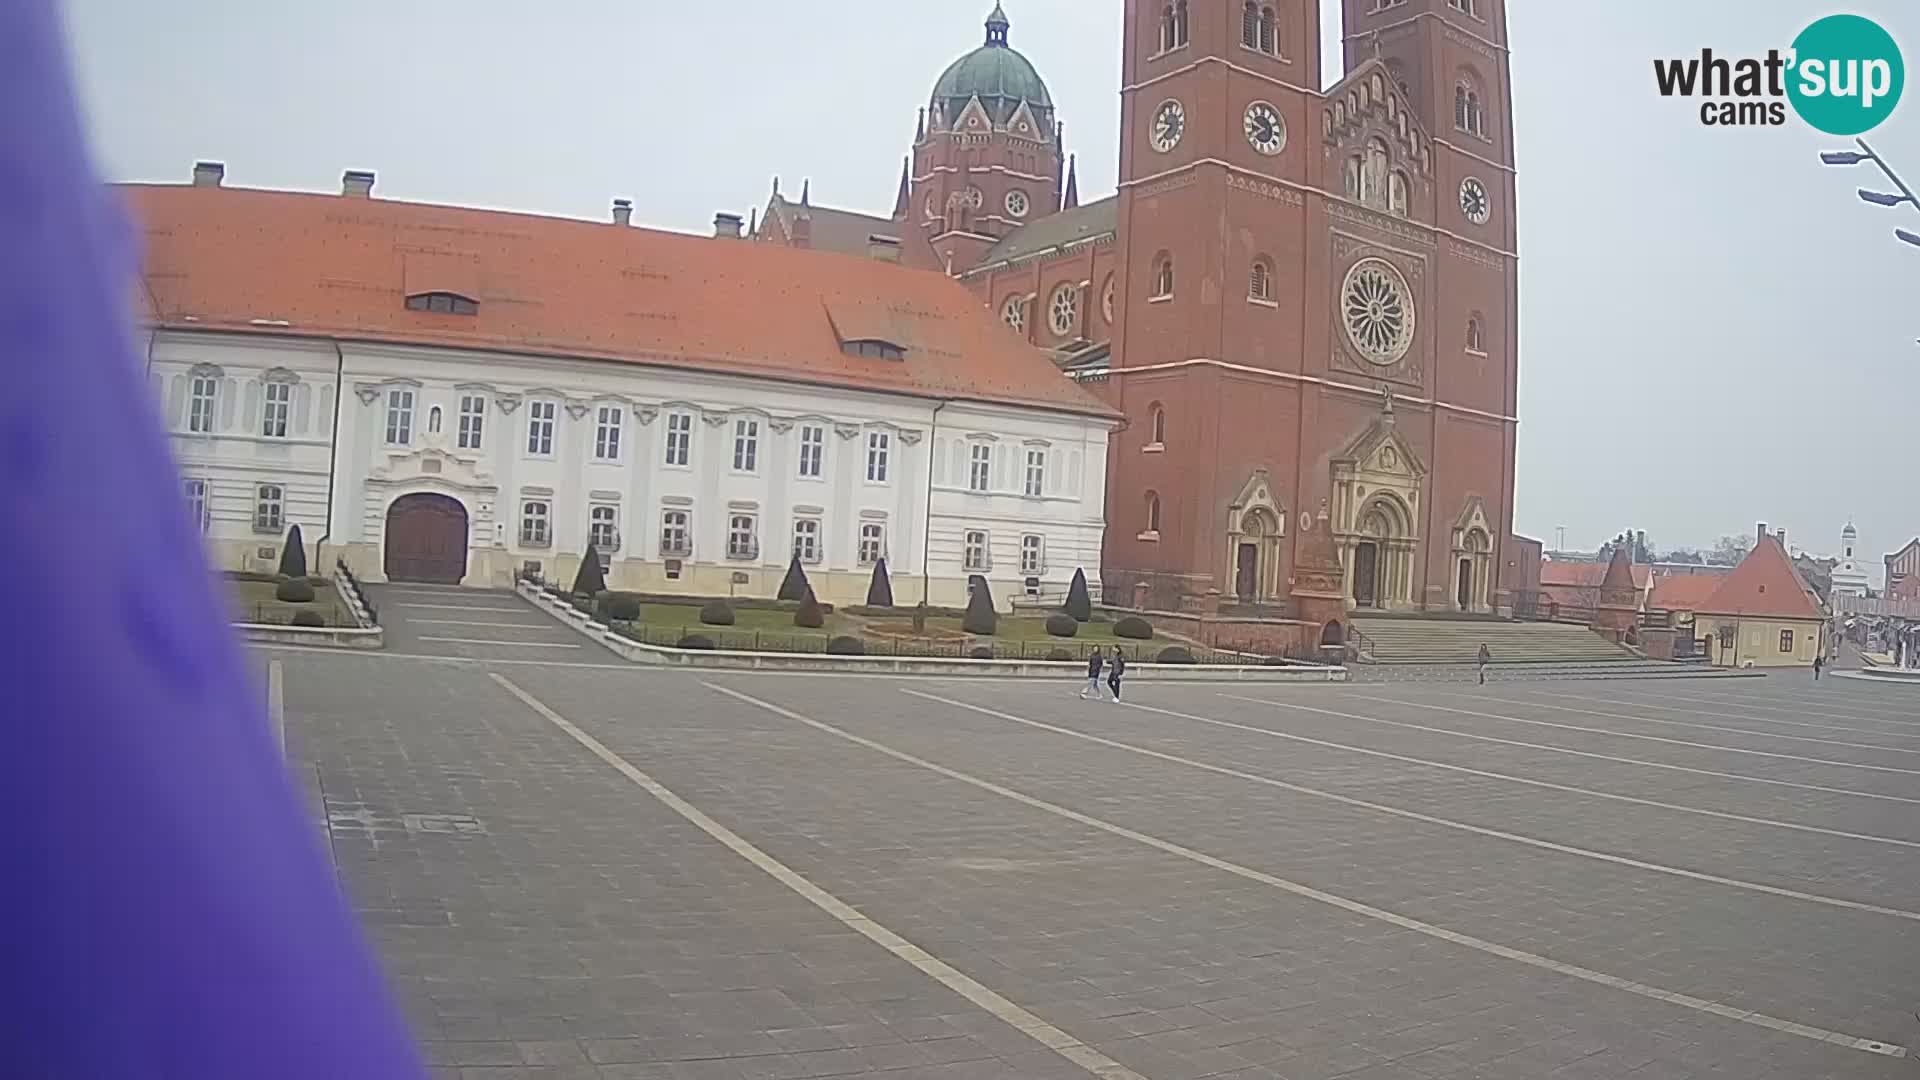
left=1244, top=102, right=1286, bottom=156
left=1459, top=177, right=1491, bottom=225
left=1151, top=99, right=1186, bottom=153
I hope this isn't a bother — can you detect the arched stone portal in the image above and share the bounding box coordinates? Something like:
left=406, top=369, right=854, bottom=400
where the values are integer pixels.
left=384, top=493, right=470, bottom=584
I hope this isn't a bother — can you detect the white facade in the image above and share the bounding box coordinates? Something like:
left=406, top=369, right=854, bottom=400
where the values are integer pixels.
left=151, top=330, right=1110, bottom=608
left=1833, top=523, right=1871, bottom=598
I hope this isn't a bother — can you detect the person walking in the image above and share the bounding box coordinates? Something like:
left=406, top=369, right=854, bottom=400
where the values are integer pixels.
left=1476, top=643, right=1492, bottom=685
left=1813, top=654, right=1825, bottom=681
left=1080, top=650, right=1105, bottom=700
left=1107, top=646, right=1128, bottom=704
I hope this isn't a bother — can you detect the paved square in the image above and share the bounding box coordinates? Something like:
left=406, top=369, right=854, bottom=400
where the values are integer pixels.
left=274, top=605, right=1920, bottom=1079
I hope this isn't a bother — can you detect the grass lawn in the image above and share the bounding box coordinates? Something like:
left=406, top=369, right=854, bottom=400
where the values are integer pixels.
left=604, top=601, right=1168, bottom=657
left=906, top=615, right=1159, bottom=644
left=228, top=577, right=353, bottom=627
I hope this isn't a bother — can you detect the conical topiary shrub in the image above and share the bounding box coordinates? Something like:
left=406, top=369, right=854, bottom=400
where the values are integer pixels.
left=794, top=587, right=826, bottom=629
left=1064, top=567, right=1092, bottom=622
left=866, top=558, right=894, bottom=608
left=777, top=554, right=811, bottom=602
left=277, top=524, right=308, bottom=579
left=962, top=575, right=997, bottom=636
left=571, top=543, right=606, bottom=598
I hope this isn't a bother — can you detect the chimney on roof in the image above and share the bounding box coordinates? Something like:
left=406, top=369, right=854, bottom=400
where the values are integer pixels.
left=1757, top=522, right=1769, bottom=543
left=1778, top=529, right=1788, bottom=551
left=612, top=199, right=633, bottom=226
left=713, top=212, right=744, bottom=239
left=792, top=211, right=812, bottom=249
left=341, top=170, right=375, bottom=198
left=867, top=234, right=903, bottom=264
left=191, top=161, right=225, bottom=188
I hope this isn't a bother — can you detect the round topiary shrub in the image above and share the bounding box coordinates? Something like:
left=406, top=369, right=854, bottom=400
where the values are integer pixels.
left=1047, top=648, right=1074, bottom=662
left=826, top=636, right=867, bottom=656
left=1044, top=613, right=1079, bottom=638
left=969, top=645, right=995, bottom=660
left=699, top=601, right=736, bottom=626
left=1155, top=646, right=1196, bottom=664
left=1113, top=615, right=1153, bottom=640
left=290, top=610, right=326, bottom=628
left=794, top=590, right=826, bottom=629
left=675, top=634, right=716, bottom=650
left=274, top=579, right=316, bottom=604
left=602, top=593, right=642, bottom=622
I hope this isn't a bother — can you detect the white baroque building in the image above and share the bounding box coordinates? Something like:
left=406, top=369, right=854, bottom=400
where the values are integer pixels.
left=133, top=166, right=1114, bottom=608
left=1832, top=522, right=1871, bottom=598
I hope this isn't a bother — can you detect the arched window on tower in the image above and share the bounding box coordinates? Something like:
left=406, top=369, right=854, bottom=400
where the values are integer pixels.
left=1362, top=138, right=1389, bottom=206
left=1344, top=155, right=1362, bottom=200
left=1145, top=491, right=1163, bottom=536
left=1388, top=170, right=1409, bottom=217
left=1161, top=5, right=1176, bottom=52
left=1466, top=315, right=1486, bottom=353
left=1260, top=6, right=1278, bottom=54
left=1174, top=1, right=1189, bottom=47
left=1151, top=253, right=1175, bottom=299
left=1242, top=1, right=1259, bottom=49
left=1456, top=79, right=1486, bottom=137
left=1149, top=403, right=1167, bottom=446
left=1248, top=258, right=1274, bottom=303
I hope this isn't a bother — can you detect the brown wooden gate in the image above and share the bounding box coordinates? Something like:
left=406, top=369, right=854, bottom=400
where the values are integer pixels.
left=384, top=494, right=469, bottom=584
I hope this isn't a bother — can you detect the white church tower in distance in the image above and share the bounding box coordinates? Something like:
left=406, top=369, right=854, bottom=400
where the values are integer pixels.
left=1832, top=522, right=1871, bottom=598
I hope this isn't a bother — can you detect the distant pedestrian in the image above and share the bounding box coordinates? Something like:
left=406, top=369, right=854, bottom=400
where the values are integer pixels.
left=1813, top=654, right=1825, bottom=681
left=1476, top=643, right=1492, bottom=685
left=1107, top=647, right=1127, bottom=703
left=1080, top=650, right=1105, bottom=700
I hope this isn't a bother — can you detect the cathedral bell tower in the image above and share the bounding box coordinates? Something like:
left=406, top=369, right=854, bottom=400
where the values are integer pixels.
left=906, top=4, right=1062, bottom=274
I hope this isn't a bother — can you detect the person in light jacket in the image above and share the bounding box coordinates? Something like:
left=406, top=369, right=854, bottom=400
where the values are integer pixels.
left=1080, top=651, right=1105, bottom=700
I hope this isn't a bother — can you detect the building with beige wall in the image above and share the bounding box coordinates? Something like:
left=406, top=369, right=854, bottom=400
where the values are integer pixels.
left=1696, top=527, right=1827, bottom=669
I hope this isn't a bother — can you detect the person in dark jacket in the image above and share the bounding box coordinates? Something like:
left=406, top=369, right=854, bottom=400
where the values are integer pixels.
left=1476, top=643, right=1492, bottom=685
left=1107, top=647, right=1128, bottom=703
left=1080, top=651, right=1105, bottom=700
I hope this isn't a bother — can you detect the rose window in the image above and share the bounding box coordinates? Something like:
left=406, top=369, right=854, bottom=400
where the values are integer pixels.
left=1341, top=258, right=1415, bottom=365
left=1049, top=285, right=1081, bottom=338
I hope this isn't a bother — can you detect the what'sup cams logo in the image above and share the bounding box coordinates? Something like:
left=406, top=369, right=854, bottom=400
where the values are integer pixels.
left=1654, top=14, right=1904, bottom=134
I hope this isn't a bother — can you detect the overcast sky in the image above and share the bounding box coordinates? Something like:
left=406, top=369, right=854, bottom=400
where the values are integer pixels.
left=60, top=0, right=1919, bottom=574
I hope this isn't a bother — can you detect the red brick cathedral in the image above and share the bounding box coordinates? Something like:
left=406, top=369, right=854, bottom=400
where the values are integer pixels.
left=756, top=0, right=1518, bottom=618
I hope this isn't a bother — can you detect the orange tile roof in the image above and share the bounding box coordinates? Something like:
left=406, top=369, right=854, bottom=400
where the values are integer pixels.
left=1540, top=561, right=1651, bottom=591
left=1648, top=573, right=1722, bottom=613
left=1698, top=535, right=1825, bottom=620
left=120, top=183, right=1115, bottom=419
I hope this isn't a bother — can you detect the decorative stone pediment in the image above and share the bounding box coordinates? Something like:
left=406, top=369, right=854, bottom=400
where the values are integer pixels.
left=1227, top=469, right=1286, bottom=537
left=898, top=429, right=925, bottom=446
left=632, top=404, right=659, bottom=426
left=1322, top=57, right=1432, bottom=177
left=367, top=446, right=496, bottom=492
left=834, top=423, right=861, bottom=440
left=564, top=399, right=592, bottom=421
left=1451, top=496, right=1493, bottom=550
left=495, top=394, right=522, bottom=415
left=1336, top=411, right=1427, bottom=485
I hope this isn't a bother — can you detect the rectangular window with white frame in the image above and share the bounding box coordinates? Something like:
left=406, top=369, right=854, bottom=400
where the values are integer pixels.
left=727, top=514, right=758, bottom=560
left=384, top=388, right=414, bottom=446
left=183, top=478, right=209, bottom=533
left=792, top=517, right=822, bottom=564
left=1021, top=534, right=1044, bottom=575
left=732, top=418, right=759, bottom=472
left=866, top=431, right=890, bottom=483
left=188, top=376, right=218, bottom=433
left=262, top=381, right=291, bottom=438
left=660, top=509, right=691, bottom=557
left=798, top=424, right=825, bottom=479
left=526, top=400, right=556, bottom=456
left=254, top=483, right=284, bottom=533
left=664, top=412, right=692, bottom=467
left=963, top=529, right=990, bottom=572
left=589, top=505, right=619, bottom=553
left=1024, top=448, right=1046, bottom=497
left=458, top=394, right=486, bottom=450
left=520, top=500, right=551, bottom=547
left=859, top=522, right=886, bottom=566
left=969, top=444, right=992, bottom=493
left=594, top=405, right=623, bottom=461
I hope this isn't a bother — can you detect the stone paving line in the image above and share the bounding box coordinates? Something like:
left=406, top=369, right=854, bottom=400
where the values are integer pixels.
left=1224, top=693, right=1920, bottom=808
left=697, top=680, right=1909, bottom=1062
left=487, top=672, right=1152, bottom=1080
left=1507, top=685, right=1920, bottom=737
left=1473, top=687, right=1920, bottom=745
left=1600, top=685, right=1920, bottom=728
left=895, top=689, right=1920, bottom=925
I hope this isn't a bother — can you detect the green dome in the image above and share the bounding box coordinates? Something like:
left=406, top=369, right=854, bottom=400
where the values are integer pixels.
left=930, top=5, right=1054, bottom=126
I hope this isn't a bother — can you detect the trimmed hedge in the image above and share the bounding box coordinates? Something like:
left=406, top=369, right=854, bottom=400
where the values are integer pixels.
left=1047, top=648, right=1074, bottom=662
left=601, top=593, right=643, bottom=622
left=777, top=555, right=811, bottom=602
left=580, top=591, right=831, bottom=615
left=1044, top=613, right=1079, bottom=638
left=699, top=601, right=736, bottom=626
left=277, top=525, right=308, bottom=579
left=675, top=634, right=716, bottom=650
left=274, top=579, right=316, bottom=604
left=1112, top=615, right=1154, bottom=640
left=969, top=645, right=995, bottom=660
left=962, top=575, right=997, bottom=635
left=290, top=610, right=327, bottom=628
left=1155, top=646, right=1196, bottom=664
left=794, top=589, right=826, bottom=629
left=845, top=604, right=965, bottom=619
left=826, top=636, right=866, bottom=656
left=866, top=558, right=894, bottom=607
left=227, top=570, right=286, bottom=585
left=1065, top=568, right=1092, bottom=622
left=571, top=543, right=607, bottom=597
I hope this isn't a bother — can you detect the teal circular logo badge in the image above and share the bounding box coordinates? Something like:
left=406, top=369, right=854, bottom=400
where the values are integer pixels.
left=1788, top=14, right=1905, bottom=135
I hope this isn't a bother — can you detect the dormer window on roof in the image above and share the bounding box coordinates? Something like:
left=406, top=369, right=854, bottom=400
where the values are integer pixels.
left=843, top=339, right=906, bottom=361
left=405, top=291, right=478, bottom=316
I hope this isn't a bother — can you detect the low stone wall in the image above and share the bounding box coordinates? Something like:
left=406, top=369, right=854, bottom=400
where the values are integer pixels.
left=236, top=622, right=384, bottom=649
left=520, top=584, right=1346, bottom=682
left=1119, top=608, right=1323, bottom=657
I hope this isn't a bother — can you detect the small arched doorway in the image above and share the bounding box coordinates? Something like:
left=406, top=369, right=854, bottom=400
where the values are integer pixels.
left=384, top=493, right=469, bottom=584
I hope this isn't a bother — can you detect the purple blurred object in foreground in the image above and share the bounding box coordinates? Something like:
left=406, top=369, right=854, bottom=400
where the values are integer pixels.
left=0, top=2, right=423, bottom=1075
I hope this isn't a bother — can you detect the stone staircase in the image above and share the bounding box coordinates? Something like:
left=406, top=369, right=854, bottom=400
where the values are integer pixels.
left=1350, top=617, right=1638, bottom=666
